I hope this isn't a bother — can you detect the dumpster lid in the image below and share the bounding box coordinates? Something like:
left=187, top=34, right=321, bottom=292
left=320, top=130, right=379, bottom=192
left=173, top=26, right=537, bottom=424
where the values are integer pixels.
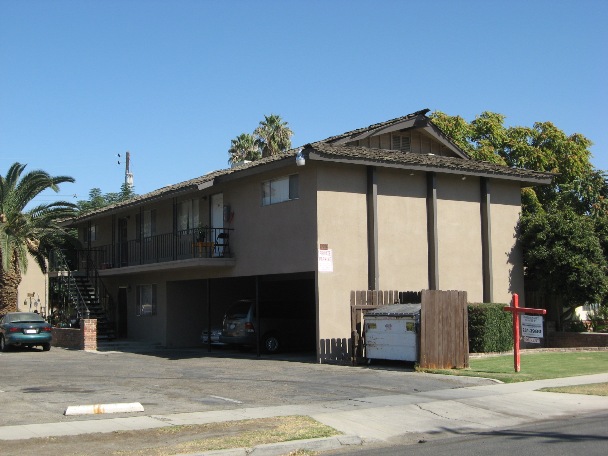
left=366, top=303, right=421, bottom=317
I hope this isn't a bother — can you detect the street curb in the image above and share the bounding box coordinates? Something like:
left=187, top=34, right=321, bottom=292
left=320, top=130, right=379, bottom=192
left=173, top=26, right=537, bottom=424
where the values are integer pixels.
left=174, top=435, right=364, bottom=456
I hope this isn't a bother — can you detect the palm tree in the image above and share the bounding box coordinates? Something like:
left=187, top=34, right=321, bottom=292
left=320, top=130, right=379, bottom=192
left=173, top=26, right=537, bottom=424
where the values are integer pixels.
left=0, top=163, right=77, bottom=315
left=228, top=133, right=261, bottom=165
left=254, top=114, right=293, bottom=158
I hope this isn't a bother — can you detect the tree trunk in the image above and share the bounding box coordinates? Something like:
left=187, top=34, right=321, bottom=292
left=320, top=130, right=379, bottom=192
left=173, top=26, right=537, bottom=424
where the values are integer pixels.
left=0, top=264, right=21, bottom=315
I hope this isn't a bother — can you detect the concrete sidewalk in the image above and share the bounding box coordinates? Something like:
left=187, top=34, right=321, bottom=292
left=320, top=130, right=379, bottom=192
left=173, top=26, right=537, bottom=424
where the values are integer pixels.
left=1, top=373, right=607, bottom=455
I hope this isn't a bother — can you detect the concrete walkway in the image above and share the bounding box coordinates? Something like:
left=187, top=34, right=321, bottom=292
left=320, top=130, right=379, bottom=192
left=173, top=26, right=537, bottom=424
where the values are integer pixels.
left=1, top=373, right=607, bottom=455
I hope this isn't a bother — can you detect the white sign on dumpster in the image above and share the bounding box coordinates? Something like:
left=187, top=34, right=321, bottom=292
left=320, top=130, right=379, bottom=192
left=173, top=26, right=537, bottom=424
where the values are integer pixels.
left=521, top=314, right=543, bottom=339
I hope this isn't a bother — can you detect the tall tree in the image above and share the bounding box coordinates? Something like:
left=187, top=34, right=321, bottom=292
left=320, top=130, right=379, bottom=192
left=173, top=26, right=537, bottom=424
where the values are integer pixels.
left=228, top=133, right=261, bottom=165
left=0, top=163, right=78, bottom=314
left=77, top=183, right=136, bottom=215
left=254, top=114, right=293, bottom=158
left=431, top=111, right=607, bottom=322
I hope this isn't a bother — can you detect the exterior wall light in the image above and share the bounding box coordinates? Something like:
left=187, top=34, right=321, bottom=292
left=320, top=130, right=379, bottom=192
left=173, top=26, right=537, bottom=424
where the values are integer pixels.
left=296, top=149, right=305, bottom=167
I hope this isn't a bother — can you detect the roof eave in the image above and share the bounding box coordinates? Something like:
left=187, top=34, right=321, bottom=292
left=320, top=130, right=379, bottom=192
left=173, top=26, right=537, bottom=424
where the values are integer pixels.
left=306, top=151, right=553, bottom=186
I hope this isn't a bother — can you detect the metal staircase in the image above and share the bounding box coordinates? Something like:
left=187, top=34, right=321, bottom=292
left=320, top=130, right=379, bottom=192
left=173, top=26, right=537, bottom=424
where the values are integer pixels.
left=51, top=250, right=116, bottom=340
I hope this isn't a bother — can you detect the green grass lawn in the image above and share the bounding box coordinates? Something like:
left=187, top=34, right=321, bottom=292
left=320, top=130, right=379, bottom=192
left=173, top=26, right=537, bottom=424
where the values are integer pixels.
left=419, top=351, right=608, bottom=383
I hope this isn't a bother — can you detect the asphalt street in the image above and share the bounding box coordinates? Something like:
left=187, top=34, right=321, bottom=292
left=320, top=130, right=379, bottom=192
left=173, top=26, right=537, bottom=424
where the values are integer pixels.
left=0, top=343, right=493, bottom=427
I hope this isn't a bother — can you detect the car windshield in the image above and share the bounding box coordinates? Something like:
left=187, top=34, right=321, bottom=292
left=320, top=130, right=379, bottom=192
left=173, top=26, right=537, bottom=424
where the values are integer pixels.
left=6, top=313, right=45, bottom=323
left=225, top=301, right=251, bottom=319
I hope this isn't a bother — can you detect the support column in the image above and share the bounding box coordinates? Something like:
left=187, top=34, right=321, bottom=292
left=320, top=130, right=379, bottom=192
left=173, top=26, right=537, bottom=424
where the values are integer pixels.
left=426, top=172, right=439, bottom=290
left=480, top=178, right=493, bottom=303
left=367, top=166, right=379, bottom=290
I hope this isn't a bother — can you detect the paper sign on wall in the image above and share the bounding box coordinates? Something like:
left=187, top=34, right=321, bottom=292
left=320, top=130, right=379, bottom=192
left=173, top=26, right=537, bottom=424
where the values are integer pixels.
left=318, top=249, right=333, bottom=272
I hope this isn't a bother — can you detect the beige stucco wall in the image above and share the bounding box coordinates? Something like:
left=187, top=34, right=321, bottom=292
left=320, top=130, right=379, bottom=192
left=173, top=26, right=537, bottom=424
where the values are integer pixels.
left=436, top=175, right=483, bottom=302
left=376, top=169, right=429, bottom=290
left=221, top=164, right=318, bottom=277
left=315, top=164, right=368, bottom=353
left=488, top=179, right=524, bottom=305
left=71, top=157, right=529, bottom=354
left=17, top=255, right=48, bottom=314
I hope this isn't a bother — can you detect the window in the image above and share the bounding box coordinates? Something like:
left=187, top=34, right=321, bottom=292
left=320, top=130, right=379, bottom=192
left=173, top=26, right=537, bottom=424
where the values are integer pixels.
left=137, top=209, right=156, bottom=240
left=83, top=224, right=97, bottom=243
left=177, top=199, right=200, bottom=232
left=262, top=175, right=299, bottom=206
left=391, top=134, right=411, bottom=152
left=136, top=284, right=157, bottom=316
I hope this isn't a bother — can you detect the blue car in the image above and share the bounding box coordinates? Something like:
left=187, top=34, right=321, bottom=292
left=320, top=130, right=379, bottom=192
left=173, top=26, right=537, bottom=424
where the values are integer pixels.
left=0, top=312, right=52, bottom=352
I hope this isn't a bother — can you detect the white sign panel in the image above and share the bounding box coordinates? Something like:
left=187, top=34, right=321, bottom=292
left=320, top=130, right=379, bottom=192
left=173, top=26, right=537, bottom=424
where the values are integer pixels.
left=318, top=249, right=333, bottom=272
left=521, top=314, right=543, bottom=338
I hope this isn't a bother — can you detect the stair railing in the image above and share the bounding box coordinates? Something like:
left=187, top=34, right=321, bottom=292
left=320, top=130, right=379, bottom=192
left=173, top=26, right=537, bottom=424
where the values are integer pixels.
left=80, top=249, right=116, bottom=334
left=52, top=249, right=90, bottom=323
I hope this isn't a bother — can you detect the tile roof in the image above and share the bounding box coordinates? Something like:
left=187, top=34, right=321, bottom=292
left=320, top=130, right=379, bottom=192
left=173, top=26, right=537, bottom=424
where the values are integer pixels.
left=70, top=110, right=553, bottom=222
left=319, top=109, right=431, bottom=144
left=71, top=152, right=296, bottom=222
left=305, top=142, right=554, bottom=184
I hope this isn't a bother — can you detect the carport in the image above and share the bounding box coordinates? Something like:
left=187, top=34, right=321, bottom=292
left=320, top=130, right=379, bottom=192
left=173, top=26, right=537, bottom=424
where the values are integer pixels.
left=166, top=272, right=316, bottom=355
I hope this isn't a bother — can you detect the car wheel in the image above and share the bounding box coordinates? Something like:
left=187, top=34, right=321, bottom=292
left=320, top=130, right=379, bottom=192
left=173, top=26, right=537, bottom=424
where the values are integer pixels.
left=262, top=333, right=280, bottom=354
left=0, top=335, right=8, bottom=352
left=42, top=343, right=51, bottom=352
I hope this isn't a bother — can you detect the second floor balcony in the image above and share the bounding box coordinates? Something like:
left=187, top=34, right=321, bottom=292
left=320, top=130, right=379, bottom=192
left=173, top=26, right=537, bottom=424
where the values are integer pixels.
left=61, top=228, right=235, bottom=275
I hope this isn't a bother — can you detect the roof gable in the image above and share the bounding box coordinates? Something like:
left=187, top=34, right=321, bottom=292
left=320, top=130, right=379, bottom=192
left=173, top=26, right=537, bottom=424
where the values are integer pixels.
left=319, top=109, right=470, bottom=159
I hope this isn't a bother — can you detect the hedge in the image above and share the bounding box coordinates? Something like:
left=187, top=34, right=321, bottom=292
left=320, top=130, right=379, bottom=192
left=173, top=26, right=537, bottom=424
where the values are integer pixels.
left=468, top=303, right=513, bottom=353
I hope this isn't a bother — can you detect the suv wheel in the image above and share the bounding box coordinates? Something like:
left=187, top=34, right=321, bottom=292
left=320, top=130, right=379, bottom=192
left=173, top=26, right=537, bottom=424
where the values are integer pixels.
left=262, top=333, right=280, bottom=354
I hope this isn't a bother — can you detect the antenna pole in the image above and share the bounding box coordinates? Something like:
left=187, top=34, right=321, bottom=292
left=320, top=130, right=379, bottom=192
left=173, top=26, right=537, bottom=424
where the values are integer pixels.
left=125, top=151, right=134, bottom=187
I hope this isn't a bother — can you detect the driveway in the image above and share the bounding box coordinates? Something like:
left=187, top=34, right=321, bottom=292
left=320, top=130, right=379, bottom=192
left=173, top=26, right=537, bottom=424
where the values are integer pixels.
left=0, top=344, right=493, bottom=427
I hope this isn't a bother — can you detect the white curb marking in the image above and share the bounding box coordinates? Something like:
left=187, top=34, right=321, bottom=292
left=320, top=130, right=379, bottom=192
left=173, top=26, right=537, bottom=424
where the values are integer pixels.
left=64, top=402, right=144, bottom=416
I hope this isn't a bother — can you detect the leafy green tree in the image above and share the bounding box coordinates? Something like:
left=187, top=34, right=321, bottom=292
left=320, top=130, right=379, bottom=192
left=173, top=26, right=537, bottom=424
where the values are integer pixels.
left=431, top=111, right=607, bottom=322
left=0, top=163, right=78, bottom=314
left=228, top=133, right=261, bottom=165
left=520, top=207, right=608, bottom=326
left=254, top=114, right=293, bottom=158
left=431, top=111, right=596, bottom=210
left=77, top=183, right=136, bottom=215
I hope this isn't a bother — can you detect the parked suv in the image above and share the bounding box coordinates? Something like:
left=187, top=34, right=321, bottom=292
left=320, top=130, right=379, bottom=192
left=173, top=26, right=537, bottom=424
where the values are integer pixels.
left=219, top=299, right=315, bottom=353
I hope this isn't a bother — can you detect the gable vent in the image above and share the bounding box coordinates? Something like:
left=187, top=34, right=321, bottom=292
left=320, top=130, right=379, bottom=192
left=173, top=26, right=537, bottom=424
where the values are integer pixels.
left=392, top=134, right=411, bottom=152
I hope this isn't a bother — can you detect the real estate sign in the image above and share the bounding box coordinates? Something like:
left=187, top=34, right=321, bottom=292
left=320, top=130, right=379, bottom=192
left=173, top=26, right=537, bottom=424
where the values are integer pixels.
left=521, top=314, right=543, bottom=344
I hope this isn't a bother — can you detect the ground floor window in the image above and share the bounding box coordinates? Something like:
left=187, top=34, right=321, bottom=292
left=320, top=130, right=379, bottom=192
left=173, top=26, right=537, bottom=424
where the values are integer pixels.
left=136, top=284, right=157, bottom=316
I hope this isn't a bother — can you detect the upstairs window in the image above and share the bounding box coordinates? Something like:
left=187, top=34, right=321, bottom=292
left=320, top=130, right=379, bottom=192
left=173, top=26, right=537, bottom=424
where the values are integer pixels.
left=391, top=134, right=411, bottom=152
left=136, top=209, right=156, bottom=240
left=177, top=199, right=200, bottom=232
left=262, top=175, right=299, bottom=206
left=83, top=224, right=97, bottom=243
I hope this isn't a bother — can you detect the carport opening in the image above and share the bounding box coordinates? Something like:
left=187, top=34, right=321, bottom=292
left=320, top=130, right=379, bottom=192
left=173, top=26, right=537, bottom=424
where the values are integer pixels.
left=205, top=272, right=317, bottom=354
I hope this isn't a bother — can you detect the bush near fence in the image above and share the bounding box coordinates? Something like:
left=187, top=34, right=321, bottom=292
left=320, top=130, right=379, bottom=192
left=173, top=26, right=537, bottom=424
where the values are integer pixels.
left=468, top=303, right=513, bottom=353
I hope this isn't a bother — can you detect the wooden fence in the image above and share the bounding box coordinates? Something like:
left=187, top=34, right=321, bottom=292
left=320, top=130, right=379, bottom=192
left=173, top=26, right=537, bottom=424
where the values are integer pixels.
left=350, top=289, right=468, bottom=369
left=419, top=290, right=469, bottom=369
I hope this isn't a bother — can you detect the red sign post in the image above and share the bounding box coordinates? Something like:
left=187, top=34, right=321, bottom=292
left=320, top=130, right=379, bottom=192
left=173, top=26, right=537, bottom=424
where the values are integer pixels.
left=503, top=293, right=547, bottom=372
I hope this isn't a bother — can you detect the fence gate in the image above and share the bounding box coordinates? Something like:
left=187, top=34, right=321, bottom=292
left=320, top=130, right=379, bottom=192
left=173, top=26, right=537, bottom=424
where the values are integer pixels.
left=419, top=290, right=469, bottom=369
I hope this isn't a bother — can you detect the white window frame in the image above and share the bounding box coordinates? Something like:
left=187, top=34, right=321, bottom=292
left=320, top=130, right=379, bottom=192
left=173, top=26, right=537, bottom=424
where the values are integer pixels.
left=262, top=174, right=299, bottom=206
left=177, top=199, right=200, bottom=232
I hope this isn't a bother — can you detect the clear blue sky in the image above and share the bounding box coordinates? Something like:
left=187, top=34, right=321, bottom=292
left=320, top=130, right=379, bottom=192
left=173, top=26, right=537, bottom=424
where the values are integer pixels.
left=1, top=0, right=606, bottom=205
